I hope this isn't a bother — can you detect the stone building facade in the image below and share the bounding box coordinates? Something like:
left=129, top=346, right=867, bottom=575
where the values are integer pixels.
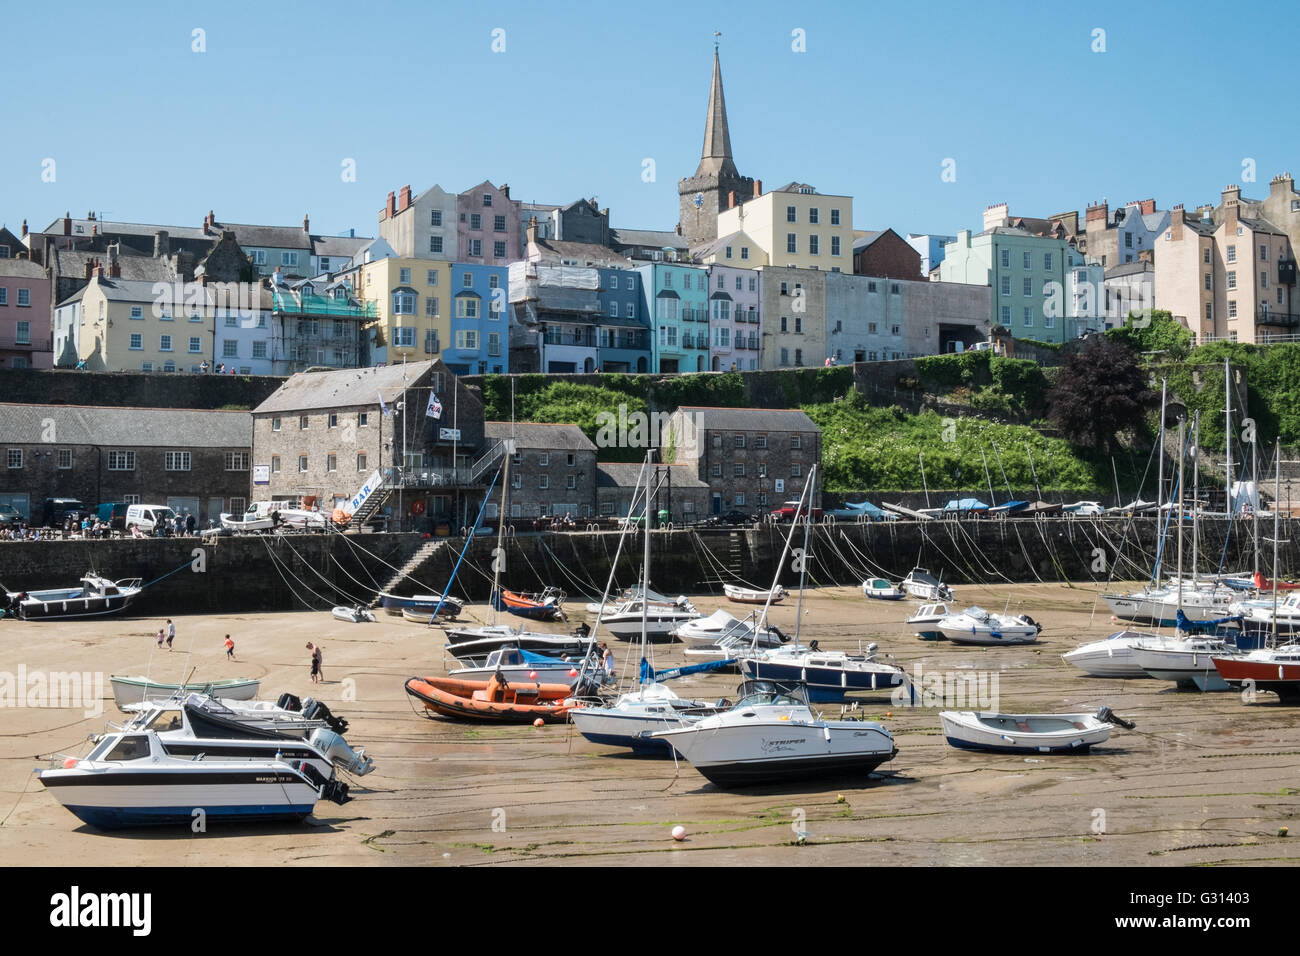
left=661, top=406, right=822, bottom=515
left=596, top=462, right=710, bottom=522
left=758, top=265, right=827, bottom=368
left=486, top=422, right=597, bottom=520
left=0, top=403, right=251, bottom=524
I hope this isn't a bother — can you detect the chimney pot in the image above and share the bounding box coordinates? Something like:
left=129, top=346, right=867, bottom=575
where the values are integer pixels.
left=501, top=184, right=510, bottom=198
left=753, top=180, right=762, bottom=198
left=303, top=214, right=310, bottom=232
left=21, top=219, right=27, bottom=237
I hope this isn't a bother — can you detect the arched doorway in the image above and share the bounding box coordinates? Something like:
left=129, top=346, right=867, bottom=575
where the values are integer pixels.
left=583, top=357, right=595, bottom=373
left=697, top=356, right=705, bottom=372
left=711, top=355, right=719, bottom=371
left=637, top=356, right=647, bottom=373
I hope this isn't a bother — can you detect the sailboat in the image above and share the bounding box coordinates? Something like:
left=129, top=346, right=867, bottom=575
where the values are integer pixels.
left=570, top=454, right=733, bottom=754
left=440, top=450, right=594, bottom=663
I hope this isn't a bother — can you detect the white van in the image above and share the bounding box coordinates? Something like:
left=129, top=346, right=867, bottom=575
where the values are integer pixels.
left=126, top=503, right=177, bottom=534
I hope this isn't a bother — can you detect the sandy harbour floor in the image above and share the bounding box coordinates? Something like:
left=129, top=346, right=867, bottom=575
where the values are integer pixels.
left=1, top=581, right=1297, bottom=867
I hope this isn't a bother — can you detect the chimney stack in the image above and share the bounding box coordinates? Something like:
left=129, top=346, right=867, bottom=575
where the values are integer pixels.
left=20, top=219, right=27, bottom=238
left=753, top=180, right=762, bottom=198
left=386, top=191, right=396, bottom=219
left=303, top=214, right=310, bottom=233
left=91, top=260, right=103, bottom=279
left=1169, top=206, right=1184, bottom=241
left=1085, top=200, right=1109, bottom=224
left=1138, top=198, right=1156, bottom=215
left=204, top=210, right=215, bottom=233
left=525, top=216, right=538, bottom=247
left=398, top=185, right=412, bottom=211
left=107, top=242, right=121, bottom=278
left=501, top=184, right=510, bottom=199
left=63, top=213, right=72, bottom=236
left=728, top=190, right=737, bottom=209
left=84, top=259, right=95, bottom=279
left=154, top=230, right=170, bottom=258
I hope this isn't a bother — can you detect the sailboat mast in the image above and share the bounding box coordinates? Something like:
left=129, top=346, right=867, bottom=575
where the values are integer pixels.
left=1253, top=435, right=1260, bottom=582
left=1224, top=359, right=1233, bottom=516
left=1156, top=378, right=1167, bottom=511
left=1191, top=411, right=1199, bottom=587
left=1176, top=419, right=1185, bottom=612
left=793, top=465, right=815, bottom=646
left=1272, top=445, right=1281, bottom=648
left=490, top=448, right=510, bottom=626
left=640, top=450, right=652, bottom=676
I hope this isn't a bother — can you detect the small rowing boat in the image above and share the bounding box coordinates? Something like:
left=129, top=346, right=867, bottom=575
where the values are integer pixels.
left=493, top=586, right=567, bottom=622
left=862, top=577, right=905, bottom=601
left=723, top=583, right=787, bottom=605
left=332, top=605, right=376, bottom=623
left=380, top=592, right=463, bottom=618
left=940, top=707, right=1133, bottom=754
left=111, top=675, right=259, bottom=709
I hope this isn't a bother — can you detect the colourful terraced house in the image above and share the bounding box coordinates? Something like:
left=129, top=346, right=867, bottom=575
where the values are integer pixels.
left=636, top=262, right=709, bottom=373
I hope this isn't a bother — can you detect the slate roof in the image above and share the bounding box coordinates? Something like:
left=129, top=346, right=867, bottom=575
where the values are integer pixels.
left=852, top=230, right=884, bottom=251
left=485, top=421, right=595, bottom=451
left=51, top=248, right=177, bottom=284
left=311, top=235, right=372, bottom=259
left=215, top=222, right=311, bottom=250
left=610, top=228, right=689, bottom=251
left=0, top=403, right=250, bottom=448
left=596, top=462, right=708, bottom=489
left=531, top=238, right=632, bottom=268
left=253, top=360, right=442, bottom=414
left=676, top=406, right=821, bottom=433
left=37, top=218, right=209, bottom=242
left=690, top=230, right=749, bottom=260
left=0, top=257, right=47, bottom=279
left=1104, top=261, right=1153, bottom=279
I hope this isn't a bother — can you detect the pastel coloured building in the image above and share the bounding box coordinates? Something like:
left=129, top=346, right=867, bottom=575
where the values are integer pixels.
left=636, top=262, right=710, bottom=373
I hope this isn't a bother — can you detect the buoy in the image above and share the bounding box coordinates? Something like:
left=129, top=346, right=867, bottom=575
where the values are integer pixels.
left=62, top=757, right=77, bottom=769
left=528, top=670, right=538, bottom=680
left=568, top=668, right=578, bottom=678
left=836, top=794, right=846, bottom=804
left=886, top=712, right=893, bottom=718
left=533, top=717, right=544, bottom=727
left=1280, top=826, right=1290, bottom=837
left=671, top=825, right=686, bottom=841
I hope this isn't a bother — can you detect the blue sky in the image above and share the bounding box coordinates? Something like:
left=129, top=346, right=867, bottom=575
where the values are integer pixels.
left=3, top=0, right=1294, bottom=242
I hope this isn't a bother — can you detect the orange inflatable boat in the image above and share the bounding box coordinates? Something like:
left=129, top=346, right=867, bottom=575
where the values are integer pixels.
left=404, top=672, right=574, bottom=723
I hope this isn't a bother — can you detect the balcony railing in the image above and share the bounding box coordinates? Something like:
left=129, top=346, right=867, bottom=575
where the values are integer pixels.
left=381, top=466, right=485, bottom=489
left=273, top=292, right=378, bottom=319
left=1255, top=308, right=1300, bottom=328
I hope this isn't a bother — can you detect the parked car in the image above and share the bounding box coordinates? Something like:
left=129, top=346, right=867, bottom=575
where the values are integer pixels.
left=96, top=502, right=130, bottom=530
left=0, top=505, right=24, bottom=526
left=769, top=501, right=824, bottom=522
left=707, top=510, right=757, bottom=527
left=42, top=497, right=88, bottom=527
left=1063, top=500, right=1105, bottom=517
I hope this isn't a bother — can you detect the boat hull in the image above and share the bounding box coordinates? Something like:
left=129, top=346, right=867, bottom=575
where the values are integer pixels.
left=1061, top=642, right=1149, bottom=678
left=404, top=676, right=572, bottom=723
left=381, top=593, right=463, bottom=618
left=940, top=711, right=1111, bottom=753
left=723, top=584, right=786, bottom=605
left=737, top=658, right=906, bottom=702
left=13, top=591, right=139, bottom=621
left=1211, top=656, right=1300, bottom=700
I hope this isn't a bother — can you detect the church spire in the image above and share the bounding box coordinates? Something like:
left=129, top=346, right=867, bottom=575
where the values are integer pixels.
left=698, top=48, right=738, bottom=178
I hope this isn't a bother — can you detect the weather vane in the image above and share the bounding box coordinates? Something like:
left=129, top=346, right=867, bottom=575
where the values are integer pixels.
left=714, top=30, right=721, bottom=51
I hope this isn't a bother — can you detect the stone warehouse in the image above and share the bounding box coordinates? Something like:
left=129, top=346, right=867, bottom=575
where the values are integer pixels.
left=486, top=422, right=597, bottom=520
left=661, top=406, right=822, bottom=515
left=250, top=358, right=489, bottom=529
left=0, top=403, right=252, bottom=524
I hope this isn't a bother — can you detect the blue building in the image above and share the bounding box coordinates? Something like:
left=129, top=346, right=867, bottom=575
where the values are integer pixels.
left=446, top=263, right=508, bottom=374
left=596, top=267, right=650, bottom=372
left=635, top=262, right=709, bottom=374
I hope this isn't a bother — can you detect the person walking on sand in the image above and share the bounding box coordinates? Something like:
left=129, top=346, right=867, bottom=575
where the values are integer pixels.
left=602, top=642, right=615, bottom=679
left=166, top=619, right=175, bottom=651
left=307, top=643, right=319, bottom=683
left=156, top=627, right=165, bottom=648
left=224, top=634, right=235, bottom=660
left=313, top=643, right=324, bottom=683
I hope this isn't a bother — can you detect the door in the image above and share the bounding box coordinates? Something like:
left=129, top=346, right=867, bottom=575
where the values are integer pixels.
left=206, top=498, right=225, bottom=524
left=167, top=497, right=199, bottom=525
left=712, top=493, right=722, bottom=516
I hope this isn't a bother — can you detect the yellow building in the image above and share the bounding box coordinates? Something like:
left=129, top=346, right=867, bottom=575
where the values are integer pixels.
left=74, top=272, right=213, bottom=372
left=715, top=183, right=854, bottom=272
left=351, top=256, right=453, bottom=363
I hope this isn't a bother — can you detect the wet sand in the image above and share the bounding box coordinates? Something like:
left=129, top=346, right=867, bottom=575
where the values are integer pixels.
left=1, top=582, right=1298, bottom=867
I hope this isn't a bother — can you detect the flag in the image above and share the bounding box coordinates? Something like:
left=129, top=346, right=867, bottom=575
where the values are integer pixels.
left=378, top=390, right=391, bottom=417
left=426, top=392, right=443, bottom=420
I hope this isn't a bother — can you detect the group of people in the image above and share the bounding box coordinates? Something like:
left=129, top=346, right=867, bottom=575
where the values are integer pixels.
left=0, top=524, right=44, bottom=541
left=198, top=361, right=239, bottom=375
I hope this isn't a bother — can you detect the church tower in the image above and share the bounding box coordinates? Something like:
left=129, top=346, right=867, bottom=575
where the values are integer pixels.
left=677, top=48, right=755, bottom=251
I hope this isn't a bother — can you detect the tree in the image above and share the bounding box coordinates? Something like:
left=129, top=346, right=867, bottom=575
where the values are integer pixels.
left=1048, top=337, right=1152, bottom=451
left=1105, top=309, right=1193, bottom=360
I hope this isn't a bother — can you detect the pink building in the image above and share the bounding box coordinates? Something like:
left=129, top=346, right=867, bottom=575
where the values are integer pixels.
left=0, top=256, right=53, bottom=368
left=456, top=181, right=522, bottom=265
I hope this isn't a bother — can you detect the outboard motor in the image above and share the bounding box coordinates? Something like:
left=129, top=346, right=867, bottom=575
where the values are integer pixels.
left=1095, top=705, right=1136, bottom=730
left=771, top=625, right=791, bottom=644
left=302, top=698, right=349, bottom=735
left=308, top=727, right=374, bottom=775
left=297, top=761, right=351, bottom=805
left=1022, top=615, right=1042, bottom=634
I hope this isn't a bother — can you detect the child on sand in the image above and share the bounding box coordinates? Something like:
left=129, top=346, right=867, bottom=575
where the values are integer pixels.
left=224, top=634, right=235, bottom=660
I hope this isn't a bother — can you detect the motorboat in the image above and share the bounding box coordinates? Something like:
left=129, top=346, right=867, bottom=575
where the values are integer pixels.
left=38, top=729, right=350, bottom=829
left=901, top=568, right=954, bottom=602
left=403, top=672, right=576, bottom=723
left=652, top=680, right=897, bottom=788
left=735, top=640, right=908, bottom=702
left=597, top=597, right=701, bottom=643
left=906, top=602, right=952, bottom=640
left=672, top=609, right=787, bottom=648
left=332, top=605, right=376, bottom=623
left=450, top=645, right=601, bottom=685
left=118, top=694, right=374, bottom=775
left=493, top=586, right=567, bottom=622
left=569, top=682, right=731, bottom=755
left=723, top=583, right=787, bottom=605
left=380, top=592, right=464, bottom=618
left=862, top=577, right=905, bottom=601
left=940, top=706, right=1133, bottom=754
left=123, top=691, right=350, bottom=739
left=1211, top=644, right=1300, bottom=702
left=1230, top=593, right=1300, bottom=637
left=5, top=573, right=142, bottom=620
left=1130, top=635, right=1234, bottom=688
left=584, top=586, right=683, bottom=615
left=936, top=606, right=1041, bottom=645
left=111, top=675, right=259, bottom=709
left=442, top=624, right=594, bottom=664
left=1061, top=631, right=1157, bottom=678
